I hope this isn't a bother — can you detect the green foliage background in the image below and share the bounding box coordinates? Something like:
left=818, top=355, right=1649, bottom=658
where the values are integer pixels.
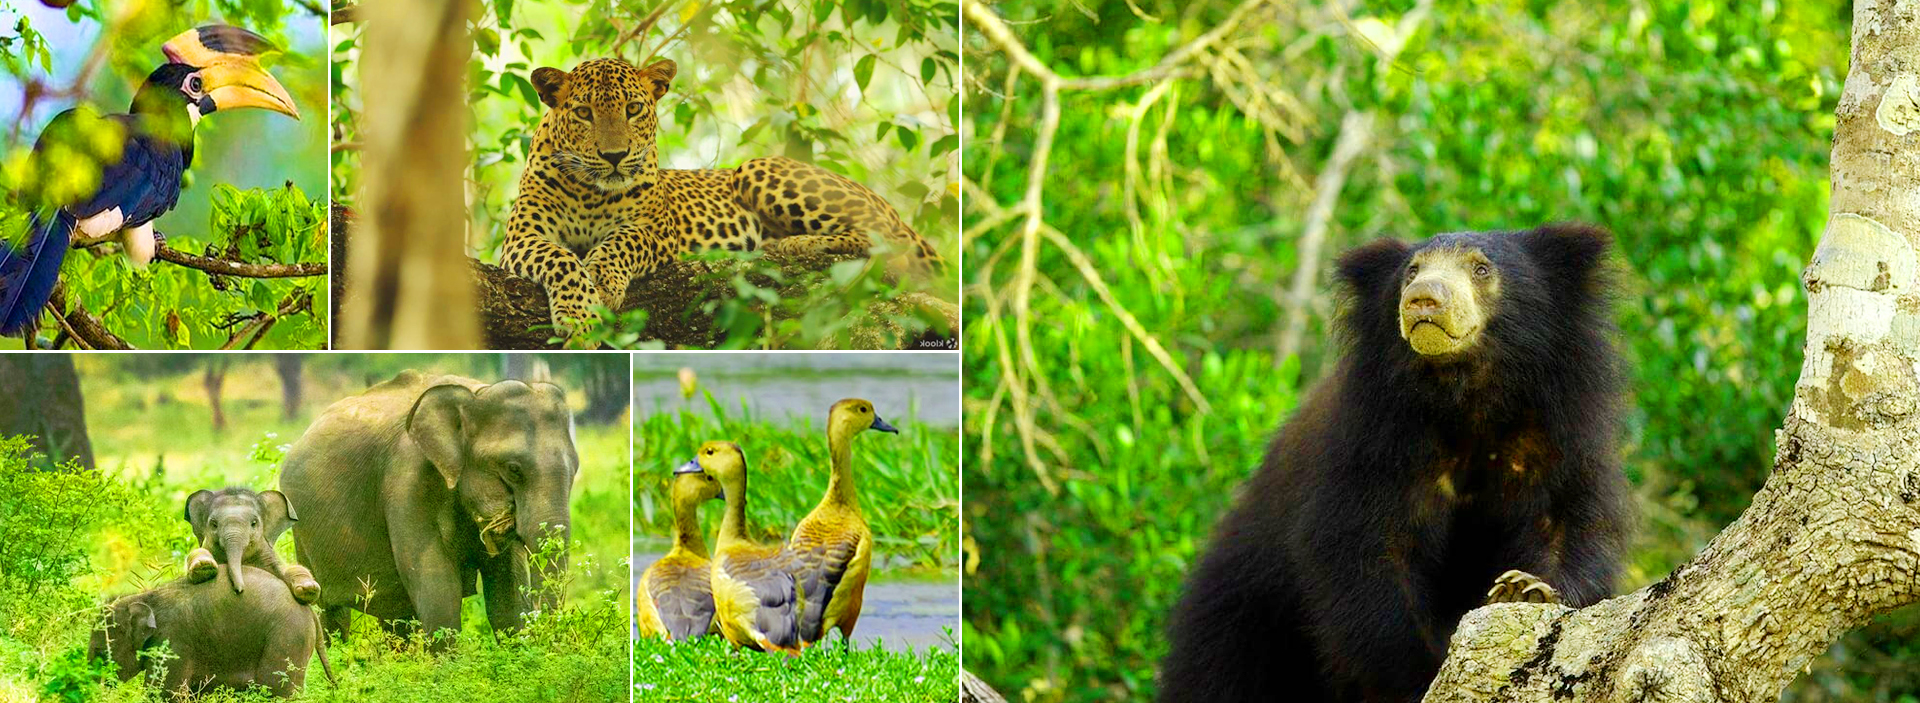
left=961, top=1, right=1919, bottom=701
left=0, top=355, right=631, bottom=702
left=330, top=0, right=960, bottom=348
left=0, top=0, right=329, bottom=349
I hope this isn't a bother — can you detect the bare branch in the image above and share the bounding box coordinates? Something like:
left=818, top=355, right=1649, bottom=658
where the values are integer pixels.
left=47, top=281, right=132, bottom=350
left=154, top=242, right=326, bottom=279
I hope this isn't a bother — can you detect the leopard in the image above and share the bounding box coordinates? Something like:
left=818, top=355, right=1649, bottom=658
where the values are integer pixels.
left=499, top=57, right=945, bottom=338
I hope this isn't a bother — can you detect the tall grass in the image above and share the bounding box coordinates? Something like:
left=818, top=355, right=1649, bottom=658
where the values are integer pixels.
left=633, top=392, right=959, bottom=572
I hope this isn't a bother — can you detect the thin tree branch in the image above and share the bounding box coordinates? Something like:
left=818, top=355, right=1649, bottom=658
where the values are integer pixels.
left=153, top=242, right=327, bottom=278
left=47, top=281, right=133, bottom=350
left=331, top=4, right=360, bottom=25
left=1276, top=109, right=1372, bottom=363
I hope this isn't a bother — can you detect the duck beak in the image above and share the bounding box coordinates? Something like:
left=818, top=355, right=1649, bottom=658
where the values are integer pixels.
left=673, top=458, right=703, bottom=475
left=163, top=25, right=299, bottom=119
left=870, top=415, right=900, bottom=434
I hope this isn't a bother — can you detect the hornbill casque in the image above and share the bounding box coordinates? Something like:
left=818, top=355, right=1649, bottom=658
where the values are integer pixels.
left=0, top=25, right=300, bottom=337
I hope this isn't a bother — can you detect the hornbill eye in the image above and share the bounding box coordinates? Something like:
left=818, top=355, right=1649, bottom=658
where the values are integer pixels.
left=186, top=74, right=203, bottom=96
left=572, top=106, right=592, bottom=122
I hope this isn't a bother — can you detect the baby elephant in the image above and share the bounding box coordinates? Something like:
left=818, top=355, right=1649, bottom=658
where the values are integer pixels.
left=183, top=488, right=320, bottom=605
left=90, top=565, right=328, bottom=698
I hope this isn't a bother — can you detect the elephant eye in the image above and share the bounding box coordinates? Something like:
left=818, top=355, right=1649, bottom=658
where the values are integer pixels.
left=251, top=519, right=258, bottom=527
left=505, top=461, right=524, bottom=479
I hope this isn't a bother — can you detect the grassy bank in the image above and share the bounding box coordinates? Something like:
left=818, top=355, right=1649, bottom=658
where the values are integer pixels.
left=632, top=635, right=958, bottom=702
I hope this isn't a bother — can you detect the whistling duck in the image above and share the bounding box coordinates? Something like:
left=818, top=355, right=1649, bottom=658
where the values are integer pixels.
left=636, top=465, right=724, bottom=641
left=788, top=398, right=899, bottom=646
left=697, top=441, right=802, bottom=652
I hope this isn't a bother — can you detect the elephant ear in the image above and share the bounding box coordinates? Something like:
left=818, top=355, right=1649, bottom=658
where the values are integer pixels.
left=408, top=384, right=475, bottom=490
left=127, top=600, right=156, bottom=647
left=259, top=490, right=298, bottom=543
left=183, top=489, right=216, bottom=539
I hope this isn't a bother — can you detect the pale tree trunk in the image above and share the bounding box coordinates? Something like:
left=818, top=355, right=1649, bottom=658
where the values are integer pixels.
left=336, top=0, right=481, bottom=349
left=1422, top=2, right=1920, bottom=701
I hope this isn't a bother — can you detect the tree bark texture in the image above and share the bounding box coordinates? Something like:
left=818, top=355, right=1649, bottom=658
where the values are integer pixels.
left=1421, top=2, right=1920, bottom=701
left=331, top=206, right=958, bottom=350
left=336, top=0, right=481, bottom=349
left=0, top=356, right=94, bottom=470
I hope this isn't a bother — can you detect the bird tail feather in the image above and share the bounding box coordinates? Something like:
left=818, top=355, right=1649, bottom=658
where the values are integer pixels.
left=0, top=210, right=72, bottom=336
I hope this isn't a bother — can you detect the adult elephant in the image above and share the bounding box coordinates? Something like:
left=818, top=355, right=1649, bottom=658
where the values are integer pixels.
left=280, top=370, right=577, bottom=644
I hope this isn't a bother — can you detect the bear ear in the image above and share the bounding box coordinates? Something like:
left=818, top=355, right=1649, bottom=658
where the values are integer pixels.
left=1335, top=238, right=1413, bottom=296
left=1523, top=223, right=1613, bottom=285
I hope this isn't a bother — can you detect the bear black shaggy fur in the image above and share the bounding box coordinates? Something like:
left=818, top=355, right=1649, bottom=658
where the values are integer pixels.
left=1157, top=225, right=1631, bottom=703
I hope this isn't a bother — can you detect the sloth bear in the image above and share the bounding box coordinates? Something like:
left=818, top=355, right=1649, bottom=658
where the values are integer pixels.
left=1157, top=225, right=1631, bottom=703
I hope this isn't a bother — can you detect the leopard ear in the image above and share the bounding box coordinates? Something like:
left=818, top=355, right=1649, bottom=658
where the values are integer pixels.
left=531, top=67, right=571, bottom=109
left=640, top=59, right=676, bottom=100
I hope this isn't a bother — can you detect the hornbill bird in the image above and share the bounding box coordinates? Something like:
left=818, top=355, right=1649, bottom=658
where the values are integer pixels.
left=0, top=25, right=300, bottom=337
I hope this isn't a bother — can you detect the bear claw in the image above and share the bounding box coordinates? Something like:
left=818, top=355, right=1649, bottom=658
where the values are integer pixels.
left=1485, top=569, right=1561, bottom=605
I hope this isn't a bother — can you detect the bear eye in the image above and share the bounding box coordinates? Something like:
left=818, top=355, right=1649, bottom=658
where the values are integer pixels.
left=1473, top=263, right=1492, bottom=278
left=626, top=101, right=643, bottom=118
left=1405, top=263, right=1419, bottom=279
left=572, top=106, right=592, bottom=121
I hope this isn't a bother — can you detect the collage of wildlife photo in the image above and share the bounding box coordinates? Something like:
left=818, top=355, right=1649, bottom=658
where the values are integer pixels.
left=0, top=0, right=1916, bottom=702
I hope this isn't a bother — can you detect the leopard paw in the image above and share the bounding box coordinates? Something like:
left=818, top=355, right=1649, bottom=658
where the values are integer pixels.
left=1485, top=569, right=1561, bottom=605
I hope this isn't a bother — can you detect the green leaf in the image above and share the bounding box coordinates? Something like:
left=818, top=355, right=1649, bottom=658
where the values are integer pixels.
left=854, top=54, right=876, bottom=92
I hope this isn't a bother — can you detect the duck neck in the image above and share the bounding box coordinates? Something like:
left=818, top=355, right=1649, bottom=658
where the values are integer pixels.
left=670, top=496, right=709, bottom=559
left=824, top=425, right=860, bottom=510
left=717, top=478, right=749, bottom=548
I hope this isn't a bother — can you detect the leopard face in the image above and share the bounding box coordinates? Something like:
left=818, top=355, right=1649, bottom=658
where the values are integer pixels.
left=530, top=57, right=675, bottom=192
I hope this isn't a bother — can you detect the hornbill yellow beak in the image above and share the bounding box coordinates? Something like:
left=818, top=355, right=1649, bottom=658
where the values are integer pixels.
left=161, top=26, right=300, bottom=120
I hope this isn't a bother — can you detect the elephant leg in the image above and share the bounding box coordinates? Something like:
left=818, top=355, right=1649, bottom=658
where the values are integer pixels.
left=322, top=605, right=352, bottom=643
left=395, top=551, right=462, bottom=650
left=184, top=547, right=217, bottom=583
left=479, top=550, right=527, bottom=633
left=261, top=633, right=309, bottom=698
left=279, top=564, right=321, bottom=605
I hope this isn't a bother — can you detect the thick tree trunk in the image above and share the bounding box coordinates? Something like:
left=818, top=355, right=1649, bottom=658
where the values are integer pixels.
left=275, top=353, right=303, bottom=421
left=1421, top=2, right=1920, bottom=701
left=336, top=0, right=481, bottom=349
left=203, top=359, right=228, bottom=433
left=577, top=362, right=627, bottom=426
left=0, top=356, right=94, bottom=470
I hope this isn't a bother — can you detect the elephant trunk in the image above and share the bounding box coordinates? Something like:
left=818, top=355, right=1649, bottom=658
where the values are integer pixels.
left=220, top=528, right=249, bottom=593
left=518, top=505, right=570, bottom=611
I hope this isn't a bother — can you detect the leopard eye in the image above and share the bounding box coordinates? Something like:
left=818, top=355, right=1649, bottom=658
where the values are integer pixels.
left=572, top=106, right=592, bottom=121
left=626, top=101, right=642, bottom=118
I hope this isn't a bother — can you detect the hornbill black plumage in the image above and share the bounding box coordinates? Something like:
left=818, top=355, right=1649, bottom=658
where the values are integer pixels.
left=0, top=25, right=299, bottom=337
